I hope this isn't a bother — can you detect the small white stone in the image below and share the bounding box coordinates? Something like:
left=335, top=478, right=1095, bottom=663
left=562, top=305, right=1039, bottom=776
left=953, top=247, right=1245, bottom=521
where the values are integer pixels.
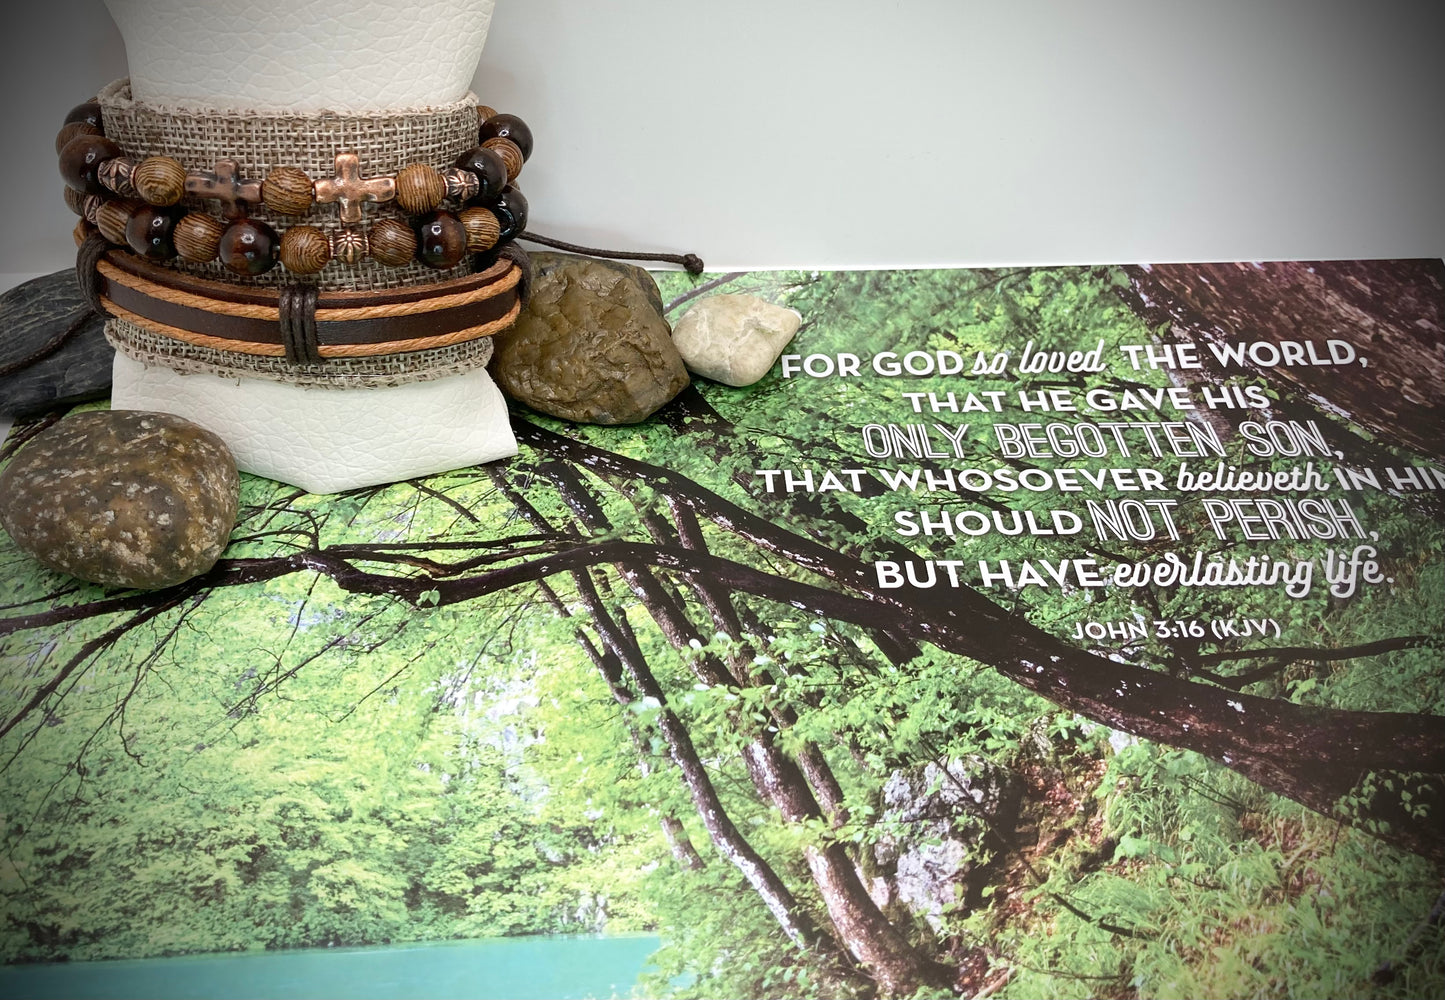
left=671, top=294, right=802, bottom=387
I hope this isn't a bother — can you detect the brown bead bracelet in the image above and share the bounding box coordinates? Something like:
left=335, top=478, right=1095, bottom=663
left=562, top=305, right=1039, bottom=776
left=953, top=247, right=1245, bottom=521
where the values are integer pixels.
left=57, top=99, right=534, bottom=277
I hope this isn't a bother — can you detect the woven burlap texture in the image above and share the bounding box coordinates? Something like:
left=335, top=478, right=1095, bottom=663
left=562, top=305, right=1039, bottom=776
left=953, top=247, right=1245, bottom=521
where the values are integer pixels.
left=96, top=78, right=500, bottom=386
left=106, top=317, right=495, bottom=389
left=98, top=78, right=479, bottom=293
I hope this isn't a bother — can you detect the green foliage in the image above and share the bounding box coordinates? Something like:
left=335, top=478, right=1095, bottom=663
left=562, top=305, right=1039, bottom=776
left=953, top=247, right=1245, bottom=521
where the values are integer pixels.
left=1, top=265, right=1440, bottom=999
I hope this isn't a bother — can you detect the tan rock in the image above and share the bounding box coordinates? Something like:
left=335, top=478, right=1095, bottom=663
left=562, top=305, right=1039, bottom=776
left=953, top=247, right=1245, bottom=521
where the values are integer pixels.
left=671, top=294, right=802, bottom=386
left=0, top=410, right=239, bottom=589
left=489, top=254, right=688, bottom=424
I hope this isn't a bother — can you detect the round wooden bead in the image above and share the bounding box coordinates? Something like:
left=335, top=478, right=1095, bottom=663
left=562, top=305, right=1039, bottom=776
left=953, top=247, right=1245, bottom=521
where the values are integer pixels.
left=132, top=156, right=188, bottom=207
left=332, top=228, right=368, bottom=267
left=63, top=185, right=88, bottom=217
left=125, top=205, right=182, bottom=260
left=395, top=163, right=446, bottom=215
left=458, top=206, right=501, bottom=252
left=73, top=219, right=95, bottom=247
left=96, top=199, right=142, bottom=246
left=82, top=195, right=105, bottom=225
left=479, top=113, right=532, bottom=162
left=481, top=137, right=523, bottom=182
left=278, top=225, right=332, bottom=274
left=54, top=121, right=101, bottom=156
left=59, top=135, right=121, bottom=195
left=416, top=212, right=467, bottom=270
left=262, top=166, right=315, bottom=216
left=367, top=218, right=418, bottom=267
left=173, top=212, right=227, bottom=263
left=492, top=185, right=529, bottom=242
left=475, top=105, right=498, bottom=126
left=454, top=146, right=508, bottom=204
left=63, top=101, right=104, bottom=130
left=98, top=157, right=138, bottom=197
left=218, top=219, right=280, bottom=275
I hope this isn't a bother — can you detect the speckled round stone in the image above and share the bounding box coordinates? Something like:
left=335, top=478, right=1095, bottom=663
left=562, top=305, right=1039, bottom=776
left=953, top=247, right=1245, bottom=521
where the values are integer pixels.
left=0, top=410, right=239, bottom=589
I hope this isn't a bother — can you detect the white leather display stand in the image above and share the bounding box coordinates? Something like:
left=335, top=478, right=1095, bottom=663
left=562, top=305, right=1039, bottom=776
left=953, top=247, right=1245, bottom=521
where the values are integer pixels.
left=102, top=0, right=517, bottom=494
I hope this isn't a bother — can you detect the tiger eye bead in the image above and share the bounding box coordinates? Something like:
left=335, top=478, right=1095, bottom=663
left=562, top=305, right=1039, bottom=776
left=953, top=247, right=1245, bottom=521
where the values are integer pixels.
left=173, top=212, right=228, bottom=263
left=125, top=205, right=183, bottom=260
left=416, top=211, right=468, bottom=270
left=454, top=146, right=508, bottom=204
left=54, top=121, right=101, bottom=156
left=478, top=113, right=532, bottom=162
left=262, top=166, right=315, bottom=216
left=482, top=137, right=524, bottom=182
left=63, top=185, right=87, bottom=217
left=278, top=225, right=332, bottom=274
left=491, top=185, right=529, bottom=242
left=132, top=156, right=188, bottom=206
left=63, top=101, right=104, bottom=130
left=96, top=199, right=141, bottom=246
left=218, top=219, right=280, bottom=275
left=395, top=163, right=446, bottom=215
left=367, top=218, right=418, bottom=267
left=59, top=135, right=121, bottom=195
left=458, top=206, right=501, bottom=252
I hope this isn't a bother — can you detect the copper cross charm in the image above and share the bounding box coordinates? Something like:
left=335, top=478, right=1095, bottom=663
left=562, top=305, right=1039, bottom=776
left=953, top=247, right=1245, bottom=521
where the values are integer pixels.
left=314, top=152, right=396, bottom=225
left=185, top=159, right=262, bottom=220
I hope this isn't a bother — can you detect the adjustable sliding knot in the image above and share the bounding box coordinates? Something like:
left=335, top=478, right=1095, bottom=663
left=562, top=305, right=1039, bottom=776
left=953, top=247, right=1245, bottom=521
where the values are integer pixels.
left=278, top=283, right=321, bottom=365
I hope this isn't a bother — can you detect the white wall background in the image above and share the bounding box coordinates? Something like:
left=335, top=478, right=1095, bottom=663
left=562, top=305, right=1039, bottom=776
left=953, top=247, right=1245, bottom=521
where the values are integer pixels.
left=0, top=0, right=1441, bottom=286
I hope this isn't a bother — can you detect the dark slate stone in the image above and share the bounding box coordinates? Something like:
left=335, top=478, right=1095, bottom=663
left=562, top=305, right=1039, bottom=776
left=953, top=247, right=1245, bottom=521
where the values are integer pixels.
left=0, top=410, right=239, bottom=589
left=488, top=253, right=688, bottom=424
left=0, top=269, right=113, bottom=417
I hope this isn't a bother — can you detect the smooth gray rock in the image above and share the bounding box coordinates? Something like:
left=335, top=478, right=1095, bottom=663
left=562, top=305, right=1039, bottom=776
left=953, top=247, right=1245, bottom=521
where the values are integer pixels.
left=489, top=253, right=688, bottom=424
left=0, top=410, right=239, bottom=589
left=671, top=293, right=802, bottom=386
left=0, top=270, right=113, bottom=417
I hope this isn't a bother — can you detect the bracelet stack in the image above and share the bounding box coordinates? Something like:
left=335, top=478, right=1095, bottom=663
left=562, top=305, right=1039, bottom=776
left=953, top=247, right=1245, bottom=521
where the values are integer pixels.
left=59, top=100, right=532, bottom=277
left=59, top=80, right=534, bottom=385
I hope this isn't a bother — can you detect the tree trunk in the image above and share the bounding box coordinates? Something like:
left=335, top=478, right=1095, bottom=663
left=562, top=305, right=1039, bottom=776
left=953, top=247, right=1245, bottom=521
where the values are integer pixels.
left=515, top=421, right=1445, bottom=863
left=1119, top=259, right=1445, bottom=461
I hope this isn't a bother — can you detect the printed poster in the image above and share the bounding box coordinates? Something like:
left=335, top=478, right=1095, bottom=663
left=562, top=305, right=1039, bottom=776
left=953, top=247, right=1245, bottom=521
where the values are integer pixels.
left=1, top=260, right=1442, bottom=999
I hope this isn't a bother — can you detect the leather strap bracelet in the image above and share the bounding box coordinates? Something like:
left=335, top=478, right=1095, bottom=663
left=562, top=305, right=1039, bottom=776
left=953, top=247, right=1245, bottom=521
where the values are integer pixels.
left=93, top=246, right=522, bottom=364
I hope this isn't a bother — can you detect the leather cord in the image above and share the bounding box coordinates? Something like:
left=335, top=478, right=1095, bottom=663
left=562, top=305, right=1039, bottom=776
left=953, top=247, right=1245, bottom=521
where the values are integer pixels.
left=278, top=284, right=322, bottom=365
left=0, top=233, right=110, bottom=380
left=518, top=230, right=705, bottom=275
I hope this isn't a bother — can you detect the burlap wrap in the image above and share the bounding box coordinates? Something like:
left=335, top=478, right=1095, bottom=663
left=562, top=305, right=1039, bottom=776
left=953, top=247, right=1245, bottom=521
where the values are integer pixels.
left=96, top=78, right=498, bottom=387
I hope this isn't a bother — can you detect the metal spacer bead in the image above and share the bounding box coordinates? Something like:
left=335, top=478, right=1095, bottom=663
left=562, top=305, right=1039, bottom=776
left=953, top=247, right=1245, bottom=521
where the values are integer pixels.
left=330, top=227, right=369, bottom=267
left=441, top=166, right=480, bottom=204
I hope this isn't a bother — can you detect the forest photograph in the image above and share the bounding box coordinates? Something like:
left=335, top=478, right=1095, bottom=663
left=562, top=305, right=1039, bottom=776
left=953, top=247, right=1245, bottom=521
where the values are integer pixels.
left=0, top=260, right=1442, bottom=999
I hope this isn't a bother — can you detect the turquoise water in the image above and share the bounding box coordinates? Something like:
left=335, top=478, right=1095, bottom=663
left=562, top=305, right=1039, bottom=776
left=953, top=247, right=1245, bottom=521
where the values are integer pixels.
left=0, top=935, right=661, bottom=1000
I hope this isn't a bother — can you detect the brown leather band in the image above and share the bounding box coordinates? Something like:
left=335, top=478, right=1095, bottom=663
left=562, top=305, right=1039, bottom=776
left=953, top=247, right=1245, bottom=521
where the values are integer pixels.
left=97, top=250, right=520, bottom=352
left=102, top=250, right=515, bottom=308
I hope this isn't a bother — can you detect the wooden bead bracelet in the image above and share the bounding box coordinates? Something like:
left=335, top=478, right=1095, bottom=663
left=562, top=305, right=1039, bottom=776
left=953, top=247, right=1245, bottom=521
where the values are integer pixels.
left=58, top=99, right=533, bottom=277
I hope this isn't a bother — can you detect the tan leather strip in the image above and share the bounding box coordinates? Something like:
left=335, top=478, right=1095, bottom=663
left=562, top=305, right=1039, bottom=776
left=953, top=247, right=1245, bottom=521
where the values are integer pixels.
left=103, top=297, right=521, bottom=358
left=97, top=259, right=519, bottom=346
left=97, top=259, right=519, bottom=320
